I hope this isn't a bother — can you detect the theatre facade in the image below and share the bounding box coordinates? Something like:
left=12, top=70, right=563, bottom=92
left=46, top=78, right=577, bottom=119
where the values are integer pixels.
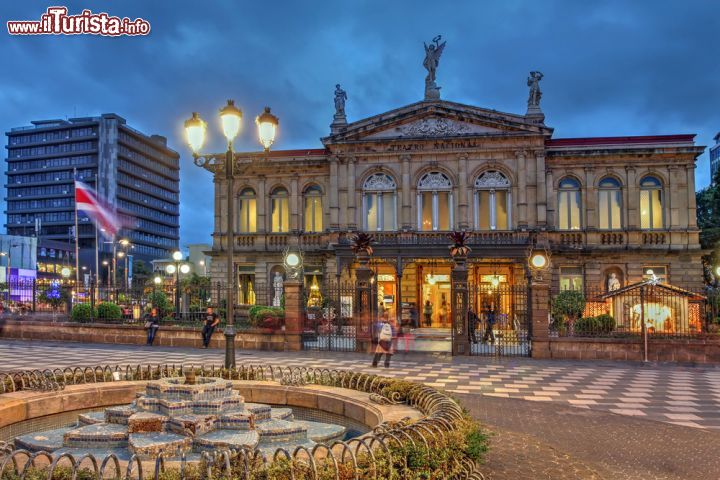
left=206, top=95, right=703, bottom=309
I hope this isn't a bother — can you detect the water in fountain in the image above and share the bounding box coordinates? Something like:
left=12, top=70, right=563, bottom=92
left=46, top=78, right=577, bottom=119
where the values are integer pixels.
left=14, top=377, right=347, bottom=460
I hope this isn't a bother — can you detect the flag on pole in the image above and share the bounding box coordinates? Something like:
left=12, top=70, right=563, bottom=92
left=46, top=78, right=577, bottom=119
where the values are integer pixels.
left=74, top=180, right=122, bottom=238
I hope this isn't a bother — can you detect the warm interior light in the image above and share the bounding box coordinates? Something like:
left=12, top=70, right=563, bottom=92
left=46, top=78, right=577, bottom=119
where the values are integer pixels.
left=166, top=264, right=176, bottom=274
left=180, top=264, right=191, bottom=274
left=220, top=100, right=242, bottom=141
left=530, top=253, right=547, bottom=269
left=646, top=269, right=654, bottom=276
left=491, top=276, right=500, bottom=287
left=117, top=251, right=125, bottom=258
left=153, top=276, right=162, bottom=284
left=184, top=112, right=207, bottom=153
left=256, top=107, right=279, bottom=150
left=715, top=266, right=720, bottom=277
left=61, top=267, right=71, bottom=278
left=285, top=253, right=300, bottom=267
left=172, top=251, right=183, bottom=261
left=427, top=274, right=437, bottom=285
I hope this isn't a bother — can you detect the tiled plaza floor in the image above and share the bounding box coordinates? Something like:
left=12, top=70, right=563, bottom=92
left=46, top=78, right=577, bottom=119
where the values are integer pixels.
left=2, top=339, right=720, bottom=431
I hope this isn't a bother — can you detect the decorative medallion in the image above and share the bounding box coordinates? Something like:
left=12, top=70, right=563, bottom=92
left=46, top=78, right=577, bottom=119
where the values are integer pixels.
left=399, top=117, right=470, bottom=137
left=363, top=173, right=396, bottom=191
left=418, top=171, right=452, bottom=190
left=474, top=171, right=510, bottom=189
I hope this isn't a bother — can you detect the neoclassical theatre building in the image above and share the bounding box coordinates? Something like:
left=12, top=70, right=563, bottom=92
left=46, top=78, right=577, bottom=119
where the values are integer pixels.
left=205, top=66, right=704, bottom=327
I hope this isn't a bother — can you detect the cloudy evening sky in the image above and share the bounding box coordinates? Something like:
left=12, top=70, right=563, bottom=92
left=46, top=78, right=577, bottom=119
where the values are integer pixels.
left=2, top=0, right=719, bottom=246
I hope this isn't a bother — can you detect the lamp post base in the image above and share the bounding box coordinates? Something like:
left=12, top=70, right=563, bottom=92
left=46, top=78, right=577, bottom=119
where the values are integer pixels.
left=223, top=325, right=236, bottom=369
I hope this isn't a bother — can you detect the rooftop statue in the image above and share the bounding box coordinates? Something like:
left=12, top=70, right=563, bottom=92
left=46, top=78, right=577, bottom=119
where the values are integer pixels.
left=423, top=35, right=446, bottom=100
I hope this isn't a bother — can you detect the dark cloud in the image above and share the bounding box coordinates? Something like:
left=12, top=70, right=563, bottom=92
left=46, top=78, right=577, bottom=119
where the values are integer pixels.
left=2, top=0, right=718, bottom=245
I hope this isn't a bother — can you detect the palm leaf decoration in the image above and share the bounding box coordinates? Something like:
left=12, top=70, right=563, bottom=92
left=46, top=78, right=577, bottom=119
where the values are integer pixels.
left=351, top=232, right=375, bottom=256
left=448, top=231, right=472, bottom=257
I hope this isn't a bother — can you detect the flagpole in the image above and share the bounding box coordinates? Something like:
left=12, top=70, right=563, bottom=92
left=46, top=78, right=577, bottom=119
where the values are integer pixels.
left=94, top=175, right=100, bottom=300
left=73, top=169, right=80, bottom=287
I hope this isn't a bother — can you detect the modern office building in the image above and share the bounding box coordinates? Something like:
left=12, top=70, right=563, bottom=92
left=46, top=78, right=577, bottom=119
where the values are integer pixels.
left=5, top=114, right=180, bottom=268
left=710, top=132, right=720, bottom=183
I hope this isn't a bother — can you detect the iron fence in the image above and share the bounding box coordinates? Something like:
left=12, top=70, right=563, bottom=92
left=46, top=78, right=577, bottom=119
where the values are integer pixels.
left=302, top=281, right=360, bottom=352
left=549, top=283, right=712, bottom=339
left=468, top=284, right=530, bottom=357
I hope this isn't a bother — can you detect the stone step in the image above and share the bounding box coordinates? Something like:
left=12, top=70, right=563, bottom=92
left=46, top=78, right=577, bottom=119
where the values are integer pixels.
left=270, top=408, right=293, bottom=421
left=218, top=411, right=255, bottom=430
left=63, top=423, right=129, bottom=449
left=78, top=411, right=105, bottom=425
left=193, top=430, right=259, bottom=452
left=256, top=419, right=307, bottom=443
left=14, top=427, right=72, bottom=452
left=167, top=414, right=217, bottom=436
left=127, top=412, right=168, bottom=433
left=296, top=420, right=346, bottom=443
left=243, top=403, right=272, bottom=422
left=105, top=405, right=136, bottom=425
left=129, top=432, right=193, bottom=459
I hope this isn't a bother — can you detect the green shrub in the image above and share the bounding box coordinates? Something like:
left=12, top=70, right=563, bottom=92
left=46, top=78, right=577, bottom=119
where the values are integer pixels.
left=96, top=302, right=122, bottom=320
left=552, top=290, right=586, bottom=335
left=575, top=314, right=615, bottom=335
left=71, top=304, right=96, bottom=322
left=146, top=291, right=172, bottom=315
left=595, top=313, right=615, bottom=333
left=248, top=306, right=284, bottom=326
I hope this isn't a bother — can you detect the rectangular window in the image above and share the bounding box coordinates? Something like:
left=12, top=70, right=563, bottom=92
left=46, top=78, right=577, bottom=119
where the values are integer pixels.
left=478, top=191, right=490, bottom=230
left=437, top=192, right=450, bottom=230
left=559, top=191, right=581, bottom=230
left=381, top=192, right=394, bottom=231
left=366, top=194, right=378, bottom=231
left=239, top=198, right=256, bottom=233
left=271, top=198, right=288, bottom=232
left=495, top=190, right=508, bottom=230
left=304, top=196, right=322, bottom=232
left=640, top=190, right=663, bottom=229
left=421, top=192, right=433, bottom=231
left=559, top=266, right=583, bottom=291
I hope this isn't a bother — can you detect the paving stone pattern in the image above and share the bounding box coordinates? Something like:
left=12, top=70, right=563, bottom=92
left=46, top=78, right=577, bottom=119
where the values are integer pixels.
left=2, top=340, right=720, bottom=432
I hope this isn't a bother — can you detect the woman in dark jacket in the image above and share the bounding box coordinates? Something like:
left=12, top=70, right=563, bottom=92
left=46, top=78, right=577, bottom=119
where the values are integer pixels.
left=145, top=308, right=160, bottom=346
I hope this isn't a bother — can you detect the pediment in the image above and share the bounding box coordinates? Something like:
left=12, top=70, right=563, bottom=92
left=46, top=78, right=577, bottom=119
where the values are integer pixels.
left=323, top=99, right=553, bottom=144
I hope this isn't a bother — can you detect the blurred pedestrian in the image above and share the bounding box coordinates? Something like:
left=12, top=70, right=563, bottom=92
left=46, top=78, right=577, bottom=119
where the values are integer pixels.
left=372, top=316, right=394, bottom=368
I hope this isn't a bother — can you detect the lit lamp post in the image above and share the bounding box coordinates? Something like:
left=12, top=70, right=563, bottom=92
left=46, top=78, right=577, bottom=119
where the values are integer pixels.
left=166, top=251, right=190, bottom=320
left=153, top=275, right=162, bottom=297
left=184, top=101, right=279, bottom=368
left=118, top=239, right=131, bottom=296
left=61, top=267, right=72, bottom=313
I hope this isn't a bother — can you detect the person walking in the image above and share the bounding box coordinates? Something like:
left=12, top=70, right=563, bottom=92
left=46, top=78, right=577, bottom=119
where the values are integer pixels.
left=372, top=317, right=394, bottom=368
left=468, top=305, right=479, bottom=343
left=481, top=303, right=496, bottom=344
left=144, top=308, right=160, bottom=346
left=201, top=306, right=220, bottom=348
left=423, top=300, right=433, bottom=327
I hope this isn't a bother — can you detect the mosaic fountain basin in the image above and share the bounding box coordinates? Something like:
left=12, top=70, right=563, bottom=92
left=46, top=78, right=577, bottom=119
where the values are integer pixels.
left=13, top=377, right=349, bottom=461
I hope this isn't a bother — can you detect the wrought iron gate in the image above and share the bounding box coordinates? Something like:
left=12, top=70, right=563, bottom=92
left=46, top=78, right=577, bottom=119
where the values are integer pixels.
left=301, top=282, right=360, bottom=352
left=469, top=283, right=530, bottom=356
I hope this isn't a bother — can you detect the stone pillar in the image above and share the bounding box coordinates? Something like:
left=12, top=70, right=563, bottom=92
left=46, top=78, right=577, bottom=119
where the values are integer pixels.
left=347, top=158, right=357, bottom=230
left=584, top=167, right=596, bottom=230
left=536, top=153, right=547, bottom=227
left=401, top=155, right=412, bottom=230
left=546, top=169, right=555, bottom=228
left=339, top=159, right=348, bottom=229
left=290, top=178, right=299, bottom=232
left=355, top=254, right=373, bottom=351
left=516, top=150, right=528, bottom=228
left=451, top=255, right=469, bottom=356
left=329, top=156, right=340, bottom=230
left=283, top=280, right=303, bottom=351
left=687, top=164, right=698, bottom=228
left=625, top=167, right=637, bottom=229
left=530, top=277, right=551, bottom=359
left=257, top=176, right=267, bottom=233
left=668, top=165, right=679, bottom=229
left=457, top=154, right=469, bottom=230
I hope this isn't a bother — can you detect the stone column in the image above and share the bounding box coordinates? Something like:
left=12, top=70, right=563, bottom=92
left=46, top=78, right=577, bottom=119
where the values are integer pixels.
left=329, top=156, right=340, bottom=230
left=339, top=159, right=348, bottom=229
left=355, top=254, right=373, bottom=351
left=545, top=169, right=555, bottom=228
left=401, top=155, right=412, bottom=230
left=625, top=167, right=637, bottom=229
left=687, top=164, right=698, bottom=228
left=584, top=167, right=596, bottom=230
left=347, top=157, right=357, bottom=230
left=536, top=153, right=547, bottom=227
left=668, top=165, right=679, bottom=229
left=451, top=255, right=469, bottom=356
left=530, top=276, right=551, bottom=359
left=282, top=280, right=303, bottom=351
left=457, top=154, right=469, bottom=230
left=290, top=177, right=299, bottom=232
left=516, top=150, right=528, bottom=228
left=257, top=176, right=267, bottom=233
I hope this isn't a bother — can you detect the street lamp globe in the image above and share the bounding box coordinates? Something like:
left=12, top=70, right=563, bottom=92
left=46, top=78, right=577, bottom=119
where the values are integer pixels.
left=285, top=253, right=300, bottom=268
left=180, top=264, right=191, bottom=274
left=119, top=238, right=130, bottom=247
left=117, top=251, right=125, bottom=258
left=61, top=267, right=71, bottom=278
left=715, top=266, right=720, bottom=277
left=530, top=253, right=548, bottom=269
left=256, top=107, right=279, bottom=151
left=153, top=276, right=162, bottom=285
left=166, top=264, right=176, bottom=275
left=184, top=112, right=207, bottom=153
left=172, top=251, right=183, bottom=261
left=219, top=100, right=242, bottom=141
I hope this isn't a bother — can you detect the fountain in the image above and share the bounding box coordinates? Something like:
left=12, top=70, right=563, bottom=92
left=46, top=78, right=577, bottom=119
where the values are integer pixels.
left=13, top=375, right=348, bottom=461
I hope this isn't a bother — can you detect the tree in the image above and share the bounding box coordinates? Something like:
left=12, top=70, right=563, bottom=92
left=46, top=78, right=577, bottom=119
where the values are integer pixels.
left=551, top=290, right=586, bottom=336
left=696, top=170, right=720, bottom=286
left=181, top=273, right=211, bottom=308
left=39, top=281, right=69, bottom=311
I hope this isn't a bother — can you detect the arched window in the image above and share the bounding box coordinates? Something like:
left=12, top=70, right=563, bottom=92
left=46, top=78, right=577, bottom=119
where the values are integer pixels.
left=270, top=186, right=289, bottom=233
left=640, top=175, right=663, bottom=229
left=474, top=171, right=511, bottom=230
left=598, top=177, right=622, bottom=230
left=304, top=185, right=323, bottom=232
left=362, top=173, right=397, bottom=231
left=558, top=177, right=581, bottom=230
left=238, top=188, right=256, bottom=233
left=417, top=172, right=453, bottom=231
